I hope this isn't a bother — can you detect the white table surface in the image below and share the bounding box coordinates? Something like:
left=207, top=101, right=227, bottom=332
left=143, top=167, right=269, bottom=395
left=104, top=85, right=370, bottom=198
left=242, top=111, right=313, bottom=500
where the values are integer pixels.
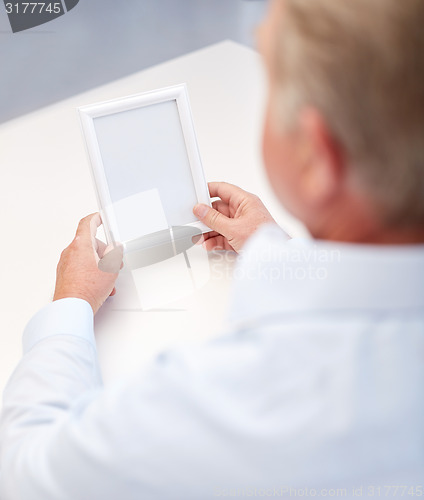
left=0, top=40, right=306, bottom=392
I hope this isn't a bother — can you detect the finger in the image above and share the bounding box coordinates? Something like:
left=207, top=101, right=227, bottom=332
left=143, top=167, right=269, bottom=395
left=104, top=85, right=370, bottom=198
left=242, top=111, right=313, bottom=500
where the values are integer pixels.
left=203, top=235, right=233, bottom=251
left=203, top=231, right=220, bottom=240
left=95, top=238, right=108, bottom=259
left=98, top=244, right=124, bottom=274
left=191, top=233, right=203, bottom=245
left=192, top=230, right=220, bottom=246
left=193, top=204, right=233, bottom=238
left=110, top=287, right=116, bottom=297
left=212, top=200, right=230, bottom=217
left=74, top=213, right=101, bottom=245
left=194, top=235, right=205, bottom=246
left=208, top=182, right=249, bottom=206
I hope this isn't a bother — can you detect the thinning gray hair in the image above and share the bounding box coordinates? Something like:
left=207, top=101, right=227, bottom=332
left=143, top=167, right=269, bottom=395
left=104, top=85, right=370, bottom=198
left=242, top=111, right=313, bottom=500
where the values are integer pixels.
left=274, top=0, right=424, bottom=225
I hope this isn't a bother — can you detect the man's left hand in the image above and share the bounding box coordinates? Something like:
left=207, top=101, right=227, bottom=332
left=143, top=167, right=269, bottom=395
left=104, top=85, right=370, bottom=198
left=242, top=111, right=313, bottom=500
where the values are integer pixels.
left=53, top=213, right=122, bottom=315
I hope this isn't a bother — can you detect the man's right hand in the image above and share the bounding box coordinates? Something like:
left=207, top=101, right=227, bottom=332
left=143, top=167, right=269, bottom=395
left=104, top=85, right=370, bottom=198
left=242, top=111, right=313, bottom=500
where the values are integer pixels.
left=193, top=182, right=276, bottom=253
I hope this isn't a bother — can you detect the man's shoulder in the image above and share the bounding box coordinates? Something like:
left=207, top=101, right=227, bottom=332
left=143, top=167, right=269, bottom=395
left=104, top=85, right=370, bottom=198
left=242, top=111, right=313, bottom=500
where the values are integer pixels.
left=228, top=226, right=424, bottom=326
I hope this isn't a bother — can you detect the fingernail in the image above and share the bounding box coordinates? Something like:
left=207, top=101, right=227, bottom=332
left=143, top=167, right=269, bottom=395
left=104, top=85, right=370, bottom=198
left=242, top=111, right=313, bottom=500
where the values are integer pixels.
left=194, top=203, right=209, bottom=219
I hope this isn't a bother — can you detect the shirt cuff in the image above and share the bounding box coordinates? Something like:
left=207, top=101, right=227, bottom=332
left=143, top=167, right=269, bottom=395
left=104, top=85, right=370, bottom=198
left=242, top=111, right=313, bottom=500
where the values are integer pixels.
left=23, top=298, right=95, bottom=354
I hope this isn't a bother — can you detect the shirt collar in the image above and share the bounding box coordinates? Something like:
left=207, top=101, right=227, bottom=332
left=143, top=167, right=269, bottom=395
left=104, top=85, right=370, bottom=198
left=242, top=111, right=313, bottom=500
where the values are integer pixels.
left=228, top=224, right=424, bottom=326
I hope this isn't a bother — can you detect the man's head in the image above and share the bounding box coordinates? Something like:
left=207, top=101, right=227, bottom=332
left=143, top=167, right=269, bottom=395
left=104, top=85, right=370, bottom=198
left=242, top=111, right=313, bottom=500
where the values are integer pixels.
left=258, top=0, right=424, bottom=242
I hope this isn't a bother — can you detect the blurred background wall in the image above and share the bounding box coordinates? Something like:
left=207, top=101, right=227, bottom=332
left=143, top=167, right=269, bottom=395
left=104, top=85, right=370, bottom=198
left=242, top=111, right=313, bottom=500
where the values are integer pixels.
left=0, top=0, right=267, bottom=123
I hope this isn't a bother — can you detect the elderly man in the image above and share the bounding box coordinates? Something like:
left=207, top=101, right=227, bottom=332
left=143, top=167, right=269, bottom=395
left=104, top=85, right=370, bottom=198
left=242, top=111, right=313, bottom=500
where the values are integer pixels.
left=1, top=0, right=423, bottom=498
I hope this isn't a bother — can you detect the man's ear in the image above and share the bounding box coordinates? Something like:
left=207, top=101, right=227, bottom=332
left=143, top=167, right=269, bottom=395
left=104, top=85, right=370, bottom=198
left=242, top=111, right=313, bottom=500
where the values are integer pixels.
left=296, top=108, right=346, bottom=207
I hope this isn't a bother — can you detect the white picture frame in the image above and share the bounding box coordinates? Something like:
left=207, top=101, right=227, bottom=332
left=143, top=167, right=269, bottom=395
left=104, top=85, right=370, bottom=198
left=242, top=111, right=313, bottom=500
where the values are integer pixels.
left=78, top=84, right=211, bottom=252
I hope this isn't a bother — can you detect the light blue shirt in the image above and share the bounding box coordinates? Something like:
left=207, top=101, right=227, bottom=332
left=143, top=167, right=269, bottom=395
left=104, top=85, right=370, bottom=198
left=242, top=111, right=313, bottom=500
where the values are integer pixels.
left=1, top=225, right=423, bottom=499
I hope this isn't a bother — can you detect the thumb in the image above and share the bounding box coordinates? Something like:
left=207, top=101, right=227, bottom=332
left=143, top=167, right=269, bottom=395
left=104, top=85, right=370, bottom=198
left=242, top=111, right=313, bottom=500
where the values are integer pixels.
left=98, top=244, right=124, bottom=274
left=193, top=203, right=232, bottom=237
left=74, top=213, right=101, bottom=246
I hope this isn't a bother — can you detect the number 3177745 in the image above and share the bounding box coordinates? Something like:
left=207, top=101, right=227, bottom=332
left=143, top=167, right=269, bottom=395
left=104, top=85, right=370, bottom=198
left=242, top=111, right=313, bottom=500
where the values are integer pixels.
left=5, top=3, right=62, bottom=14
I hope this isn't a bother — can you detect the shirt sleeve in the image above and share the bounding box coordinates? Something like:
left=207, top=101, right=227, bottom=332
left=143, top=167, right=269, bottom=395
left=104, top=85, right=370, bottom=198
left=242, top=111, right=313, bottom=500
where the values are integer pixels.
left=0, top=298, right=245, bottom=500
left=1, top=289, right=328, bottom=500
left=0, top=297, right=276, bottom=500
left=0, top=298, right=103, bottom=499
left=22, top=297, right=96, bottom=353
